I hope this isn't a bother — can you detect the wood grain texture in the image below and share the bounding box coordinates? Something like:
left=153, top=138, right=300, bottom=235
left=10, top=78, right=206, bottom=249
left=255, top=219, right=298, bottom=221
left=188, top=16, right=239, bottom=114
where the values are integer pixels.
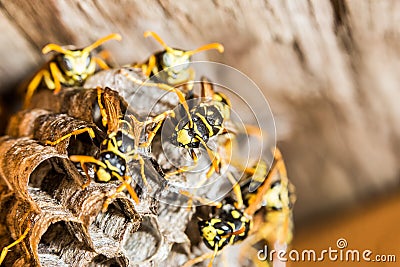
left=0, top=0, right=399, bottom=221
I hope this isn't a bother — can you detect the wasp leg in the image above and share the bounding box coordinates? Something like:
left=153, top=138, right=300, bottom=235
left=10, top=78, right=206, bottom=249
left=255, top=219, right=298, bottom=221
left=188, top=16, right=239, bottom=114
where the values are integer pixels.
left=45, top=127, right=96, bottom=146
left=181, top=251, right=215, bottom=267
left=97, top=50, right=112, bottom=61
left=140, top=110, right=175, bottom=147
left=118, top=119, right=134, bottom=134
left=244, top=166, right=275, bottom=217
left=127, top=111, right=174, bottom=149
left=186, top=142, right=221, bottom=181
left=243, top=124, right=264, bottom=140
left=137, top=155, right=148, bottom=186
left=202, top=132, right=234, bottom=180
left=0, top=224, right=31, bottom=265
left=69, top=154, right=119, bottom=189
left=226, top=172, right=243, bottom=209
left=126, top=112, right=171, bottom=186
left=184, top=172, right=242, bottom=210
left=164, top=150, right=198, bottom=179
left=244, top=148, right=288, bottom=216
left=93, top=56, right=110, bottom=70
left=206, top=246, right=220, bottom=267
left=205, top=166, right=216, bottom=179
left=78, top=160, right=92, bottom=189
left=179, top=189, right=222, bottom=208
left=102, top=174, right=139, bottom=212
left=95, top=49, right=117, bottom=69
left=164, top=165, right=197, bottom=180
left=80, top=165, right=91, bottom=189
left=144, top=55, right=156, bottom=77
left=121, top=69, right=192, bottom=123
left=199, top=139, right=222, bottom=176
left=130, top=55, right=154, bottom=77
left=48, top=62, right=63, bottom=94
left=186, top=167, right=218, bottom=209
left=121, top=176, right=140, bottom=205
left=24, top=69, right=52, bottom=108
left=69, top=155, right=105, bottom=188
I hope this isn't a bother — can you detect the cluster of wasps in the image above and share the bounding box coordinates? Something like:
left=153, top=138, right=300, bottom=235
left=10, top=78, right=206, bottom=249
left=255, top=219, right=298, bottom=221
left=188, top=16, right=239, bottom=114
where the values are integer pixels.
left=1, top=31, right=295, bottom=267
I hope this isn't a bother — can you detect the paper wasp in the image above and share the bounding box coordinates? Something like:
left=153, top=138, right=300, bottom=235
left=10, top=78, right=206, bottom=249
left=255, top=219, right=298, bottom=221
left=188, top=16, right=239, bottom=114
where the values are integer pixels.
left=163, top=77, right=232, bottom=181
left=45, top=87, right=171, bottom=211
left=24, top=33, right=121, bottom=107
left=240, top=150, right=296, bottom=267
left=132, top=31, right=224, bottom=94
left=182, top=148, right=295, bottom=267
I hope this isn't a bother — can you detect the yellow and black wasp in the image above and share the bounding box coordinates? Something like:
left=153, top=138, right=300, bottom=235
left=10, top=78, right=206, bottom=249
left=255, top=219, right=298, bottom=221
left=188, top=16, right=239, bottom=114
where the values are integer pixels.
left=240, top=149, right=296, bottom=267
left=45, top=87, right=171, bottom=211
left=24, top=33, right=121, bottom=107
left=164, top=77, right=232, bottom=180
left=132, top=31, right=224, bottom=94
left=182, top=148, right=295, bottom=267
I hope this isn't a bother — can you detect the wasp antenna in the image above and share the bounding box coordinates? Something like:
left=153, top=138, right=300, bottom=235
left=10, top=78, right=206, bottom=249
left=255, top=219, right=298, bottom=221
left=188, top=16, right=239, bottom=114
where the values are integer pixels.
left=83, top=33, right=122, bottom=53
left=207, top=246, right=219, bottom=267
left=144, top=31, right=170, bottom=51
left=42, top=43, right=73, bottom=55
left=185, top=42, right=224, bottom=56
left=229, top=226, right=246, bottom=237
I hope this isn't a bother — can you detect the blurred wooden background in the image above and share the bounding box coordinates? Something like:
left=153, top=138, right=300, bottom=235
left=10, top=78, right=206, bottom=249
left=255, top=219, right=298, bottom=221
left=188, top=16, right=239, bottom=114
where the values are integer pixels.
left=0, top=0, right=399, bottom=236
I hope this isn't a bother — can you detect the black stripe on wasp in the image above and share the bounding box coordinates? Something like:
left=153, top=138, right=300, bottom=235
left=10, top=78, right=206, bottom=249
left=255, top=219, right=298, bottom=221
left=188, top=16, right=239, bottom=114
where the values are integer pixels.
left=180, top=148, right=296, bottom=267
left=24, top=33, right=121, bottom=108
left=131, top=31, right=224, bottom=95
left=44, top=86, right=172, bottom=212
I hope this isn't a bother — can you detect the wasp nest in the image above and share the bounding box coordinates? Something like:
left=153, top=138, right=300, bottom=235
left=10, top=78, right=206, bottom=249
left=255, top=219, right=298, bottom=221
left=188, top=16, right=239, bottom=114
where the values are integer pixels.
left=0, top=68, right=195, bottom=267
left=0, top=67, right=295, bottom=267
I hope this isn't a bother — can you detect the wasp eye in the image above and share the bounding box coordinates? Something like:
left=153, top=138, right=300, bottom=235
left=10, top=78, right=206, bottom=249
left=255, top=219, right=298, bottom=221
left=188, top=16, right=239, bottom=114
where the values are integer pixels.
left=163, top=53, right=173, bottom=67
left=62, top=57, right=73, bottom=71
left=86, top=54, right=92, bottom=67
left=179, top=60, right=189, bottom=70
